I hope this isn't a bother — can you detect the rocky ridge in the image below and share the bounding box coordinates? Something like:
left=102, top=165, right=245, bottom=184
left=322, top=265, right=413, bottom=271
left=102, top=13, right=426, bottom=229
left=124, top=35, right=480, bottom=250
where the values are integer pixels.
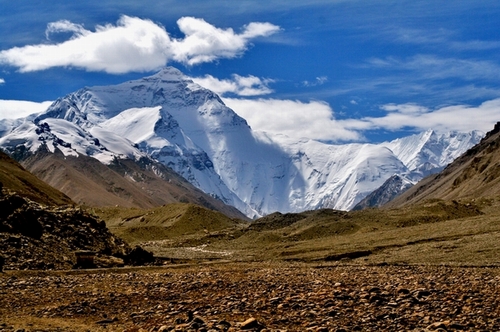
left=353, top=174, right=414, bottom=210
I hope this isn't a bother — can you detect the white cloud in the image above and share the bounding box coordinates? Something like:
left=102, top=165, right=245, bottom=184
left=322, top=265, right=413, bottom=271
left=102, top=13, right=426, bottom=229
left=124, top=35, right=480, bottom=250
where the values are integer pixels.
left=171, top=17, right=280, bottom=65
left=364, top=99, right=500, bottom=134
left=0, top=16, right=280, bottom=73
left=302, top=76, right=328, bottom=87
left=0, top=78, right=4, bottom=84
left=222, top=96, right=499, bottom=143
left=0, top=100, right=53, bottom=119
left=380, top=103, right=429, bottom=114
left=45, top=20, right=89, bottom=39
left=192, top=74, right=274, bottom=96
left=223, top=97, right=362, bottom=141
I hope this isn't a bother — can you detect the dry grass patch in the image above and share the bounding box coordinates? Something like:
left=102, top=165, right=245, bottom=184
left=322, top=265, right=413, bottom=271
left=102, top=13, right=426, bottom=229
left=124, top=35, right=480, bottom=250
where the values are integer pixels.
left=92, top=203, right=247, bottom=245
left=93, top=197, right=500, bottom=266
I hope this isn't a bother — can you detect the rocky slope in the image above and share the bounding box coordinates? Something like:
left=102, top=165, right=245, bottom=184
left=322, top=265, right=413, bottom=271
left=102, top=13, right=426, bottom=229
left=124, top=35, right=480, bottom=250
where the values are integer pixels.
left=0, top=152, right=157, bottom=270
left=352, top=174, right=414, bottom=210
left=0, top=150, right=72, bottom=206
left=20, top=150, right=246, bottom=220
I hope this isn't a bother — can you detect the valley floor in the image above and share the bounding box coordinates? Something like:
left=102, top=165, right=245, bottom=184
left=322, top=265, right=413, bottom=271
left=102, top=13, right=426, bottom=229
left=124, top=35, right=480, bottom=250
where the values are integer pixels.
left=1, top=262, right=499, bottom=332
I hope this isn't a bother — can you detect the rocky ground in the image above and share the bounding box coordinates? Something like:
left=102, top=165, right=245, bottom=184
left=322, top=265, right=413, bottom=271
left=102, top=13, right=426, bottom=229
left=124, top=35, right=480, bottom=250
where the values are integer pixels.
left=1, top=263, right=499, bottom=332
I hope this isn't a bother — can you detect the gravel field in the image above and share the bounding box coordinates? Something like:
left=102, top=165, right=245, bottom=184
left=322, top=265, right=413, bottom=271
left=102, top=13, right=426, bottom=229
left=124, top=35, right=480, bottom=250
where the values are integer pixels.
left=1, top=263, right=499, bottom=331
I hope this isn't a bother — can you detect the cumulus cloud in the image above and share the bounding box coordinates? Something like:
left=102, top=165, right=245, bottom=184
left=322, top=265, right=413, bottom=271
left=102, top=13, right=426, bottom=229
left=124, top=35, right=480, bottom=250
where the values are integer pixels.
left=192, top=74, right=274, bottom=96
left=0, top=16, right=280, bottom=73
left=0, top=78, right=4, bottom=84
left=172, top=18, right=280, bottom=65
left=222, top=96, right=499, bottom=142
left=223, top=98, right=362, bottom=141
left=0, top=100, right=53, bottom=119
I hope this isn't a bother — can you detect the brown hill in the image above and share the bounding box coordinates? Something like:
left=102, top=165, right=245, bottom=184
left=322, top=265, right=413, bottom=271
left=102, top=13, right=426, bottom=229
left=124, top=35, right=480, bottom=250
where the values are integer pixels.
left=386, top=122, right=500, bottom=208
left=0, top=150, right=72, bottom=206
left=20, top=150, right=246, bottom=220
left=95, top=203, right=247, bottom=245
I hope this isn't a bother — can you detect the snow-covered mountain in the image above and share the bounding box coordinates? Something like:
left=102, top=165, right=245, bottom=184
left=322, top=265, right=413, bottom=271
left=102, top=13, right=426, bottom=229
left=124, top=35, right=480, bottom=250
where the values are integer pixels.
left=381, top=129, right=484, bottom=180
left=0, top=67, right=483, bottom=218
left=350, top=129, right=484, bottom=210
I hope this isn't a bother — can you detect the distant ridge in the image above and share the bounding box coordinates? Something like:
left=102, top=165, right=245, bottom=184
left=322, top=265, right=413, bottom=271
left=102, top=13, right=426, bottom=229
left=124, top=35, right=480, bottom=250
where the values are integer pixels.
left=0, top=150, right=72, bottom=206
left=20, top=150, right=247, bottom=220
left=352, top=174, right=414, bottom=210
left=386, top=121, right=500, bottom=208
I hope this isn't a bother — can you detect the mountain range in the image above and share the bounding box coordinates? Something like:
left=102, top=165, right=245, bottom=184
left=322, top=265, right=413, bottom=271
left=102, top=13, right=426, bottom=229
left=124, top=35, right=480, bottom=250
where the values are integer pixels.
left=386, top=121, right=500, bottom=208
left=0, top=67, right=483, bottom=218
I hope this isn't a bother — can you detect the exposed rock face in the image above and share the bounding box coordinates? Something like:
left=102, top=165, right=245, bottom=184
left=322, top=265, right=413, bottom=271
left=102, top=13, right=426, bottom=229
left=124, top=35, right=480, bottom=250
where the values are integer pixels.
left=0, top=190, right=133, bottom=270
left=353, top=174, right=414, bottom=210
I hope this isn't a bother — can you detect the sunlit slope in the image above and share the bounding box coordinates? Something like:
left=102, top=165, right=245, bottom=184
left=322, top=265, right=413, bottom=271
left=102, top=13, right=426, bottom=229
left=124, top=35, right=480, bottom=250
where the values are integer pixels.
left=95, top=203, right=247, bottom=244
left=0, top=150, right=72, bottom=206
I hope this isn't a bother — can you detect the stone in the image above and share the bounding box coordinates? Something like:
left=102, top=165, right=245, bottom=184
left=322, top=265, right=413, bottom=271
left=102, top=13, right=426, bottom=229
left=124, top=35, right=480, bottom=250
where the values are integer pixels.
left=427, top=321, right=451, bottom=330
left=125, top=246, right=155, bottom=266
left=397, top=288, right=411, bottom=295
left=1, top=265, right=499, bottom=331
left=240, top=317, right=263, bottom=330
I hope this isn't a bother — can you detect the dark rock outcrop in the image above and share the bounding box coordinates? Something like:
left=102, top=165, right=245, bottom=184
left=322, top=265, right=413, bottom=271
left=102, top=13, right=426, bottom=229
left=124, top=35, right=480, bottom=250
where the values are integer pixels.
left=0, top=191, right=132, bottom=270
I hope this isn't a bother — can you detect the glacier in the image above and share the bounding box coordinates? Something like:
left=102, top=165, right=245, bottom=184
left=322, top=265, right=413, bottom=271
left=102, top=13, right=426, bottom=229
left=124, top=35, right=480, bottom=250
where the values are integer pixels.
left=0, top=67, right=483, bottom=218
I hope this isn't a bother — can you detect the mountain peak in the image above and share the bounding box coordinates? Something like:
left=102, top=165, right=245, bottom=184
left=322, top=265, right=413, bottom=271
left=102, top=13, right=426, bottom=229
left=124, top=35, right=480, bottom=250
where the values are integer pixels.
left=421, top=128, right=437, bottom=141
left=0, top=66, right=485, bottom=217
left=146, top=67, right=190, bottom=81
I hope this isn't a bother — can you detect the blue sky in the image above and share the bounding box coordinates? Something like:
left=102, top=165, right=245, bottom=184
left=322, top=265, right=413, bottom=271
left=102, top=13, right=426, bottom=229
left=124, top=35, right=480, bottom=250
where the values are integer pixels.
left=1, top=0, right=499, bottom=142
